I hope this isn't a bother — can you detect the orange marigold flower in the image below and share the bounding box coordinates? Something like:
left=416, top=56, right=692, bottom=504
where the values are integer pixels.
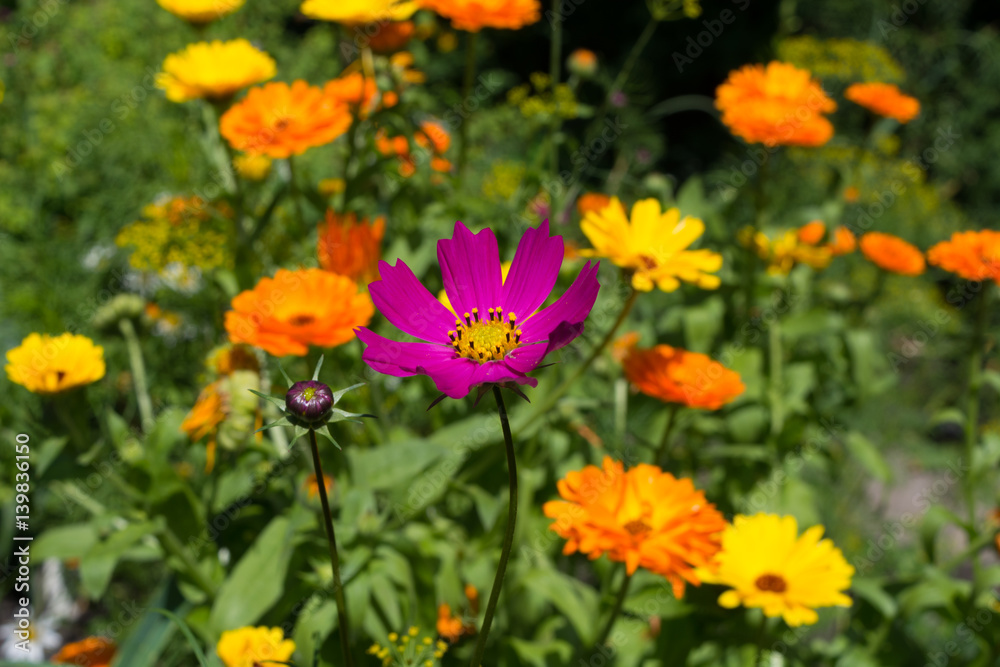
left=415, top=120, right=451, bottom=154
left=382, top=90, right=399, bottom=107
left=543, top=457, right=726, bottom=598
left=324, top=72, right=378, bottom=116
left=437, top=604, right=467, bottom=642
left=860, top=232, right=925, bottom=276
left=421, top=0, right=541, bottom=32
left=431, top=157, right=452, bottom=173
left=611, top=331, right=640, bottom=363
left=52, top=637, right=116, bottom=667
left=567, top=48, right=597, bottom=77
left=220, top=81, right=352, bottom=159
left=843, top=185, right=860, bottom=203
left=181, top=381, right=227, bottom=443
left=623, top=344, right=745, bottom=410
left=797, top=220, right=826, bottom=245
left=225, top=268, right=374, bottom=356
left=828, top=226, right=857, bottom=256
left=845, top=82, right=920, bottom=124
left=317, top=210, right=386, bottom=284
left=305, top=473, right=333, bottom=498
left=927, top=230, right=1000, bottom=285
left=715, top=62, right=836, bottom=147
left=576, top=192, right=612, bottom=217
left=369, top=20, right=416, bottom=53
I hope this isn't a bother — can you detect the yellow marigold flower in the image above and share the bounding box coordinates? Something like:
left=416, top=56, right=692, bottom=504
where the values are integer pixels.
left=157, top=39, right=276, bottom=103
left=845, top=82, right=920, bottom=124
left=543, top=457, right=726, bottom=598
left=421, top=0, right=541, bottom=31
left=860, top=231, right=925, bottom=276
left=715, top=62, right=836, bottom=147
left=233, top=153, right=272, bottom=181
left=927, top=230, right=1000, bottom=285
left=581, top=197, right=722, bottom=292
left=300, top=0, right=418, bottom=23
left=700, top=513, right=853, bottom=626
left=6, top=333, right=105, bottom=394
left=217, top=626, right=295, bottom=667
left=747, top=229, right=832, bottom=276
left=156, top=0, right=244, bottom=23
left=52, top=637, right=116, bottom=667
left=623, top=344, right=745, bottom=410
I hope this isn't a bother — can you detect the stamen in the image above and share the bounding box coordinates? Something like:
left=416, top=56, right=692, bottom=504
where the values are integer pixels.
left=449, top=304, right=524, bottom=364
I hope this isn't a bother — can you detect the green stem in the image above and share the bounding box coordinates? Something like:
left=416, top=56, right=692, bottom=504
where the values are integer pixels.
left=654, top=404, right=682, bottom=466
left=458, top=31, right=479, bottom=178
left=157, top=525, right=217, bottom=599
left=594, top=569, right=632, bottom=648
left=309, top=428, right=354, bottom=667
left=118, top=318, right=154, bottom=432
left=287, top=155, right=308, bottom=233
left=964, top=285, right=990, bottom=580
left=521, top=285, right=638, bottom=431
left=470, top=387, right=519, bottom=667
left=768, top=302, right=784, bottom=439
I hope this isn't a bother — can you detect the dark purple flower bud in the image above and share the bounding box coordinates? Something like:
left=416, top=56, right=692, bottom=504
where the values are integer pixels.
left=285, top=380, right=333, bottom=424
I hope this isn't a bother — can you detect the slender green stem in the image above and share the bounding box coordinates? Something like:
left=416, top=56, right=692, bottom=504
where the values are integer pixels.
left=309, top=429, right=354, bottom=667
left=458, top=31, right=479, bottom=177
left=768, top=303, right=784, bottom=439
left=654, top=404, right=682, bottom=466
left=470, top=387, right=518, bottom=667
left=594, top=569, right=632, bottom=649
left=157, top=525, right=218, bottom=599
left=755, top=612, right=770, bottom=663
left=521, top=285, right=639, bottom=430
left=963, top=285, right=990, bottom=580
left=287, top=155, right=308, bottom=232
left=118, top=318, right=154, bottom=432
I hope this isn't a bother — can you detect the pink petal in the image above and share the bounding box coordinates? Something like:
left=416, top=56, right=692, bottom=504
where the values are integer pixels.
left=500, top=219, right=564, bottom=320
left=437, top=221, right=502, bottom=318
left=369, top=259, right=454, bottom=343
left=519, top=261, right=601, bottom=353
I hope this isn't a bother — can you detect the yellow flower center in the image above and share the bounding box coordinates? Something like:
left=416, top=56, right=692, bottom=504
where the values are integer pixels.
left=449, top=307, right=521, bottom=363
left=623, top=519, right=651, bottom=536
left=755, top=573, right=787, bottom=592
left=301, top=387, right=317, bottom=400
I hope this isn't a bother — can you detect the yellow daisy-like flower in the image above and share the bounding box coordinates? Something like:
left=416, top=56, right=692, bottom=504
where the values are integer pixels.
left=233, top=153, right=272, bottom=181
left=156, top=0, right=245, bottom=23
left=581, top=197, right=722, bottom=292
left=216, top=626, right=295, bottom=667
left=6, top=333, right=106, bottom=394
left=300, top=0, right=419, bottom=23
left=701, top=513, right=854, bottom=627
left=157, top=40, right=276, bottom=103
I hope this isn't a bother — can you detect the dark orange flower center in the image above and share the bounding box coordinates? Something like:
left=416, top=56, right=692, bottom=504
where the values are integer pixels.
left=448, top=307, right=522, bottom=363
left=623, top=519, right=651, bottom=536
left=754, top=573, right=787, bottom=592
left=56, top=370, right=66, bottom=382
left=289, top=314, right=315, bottom=327
left=638, top=255, right=658, bottom=270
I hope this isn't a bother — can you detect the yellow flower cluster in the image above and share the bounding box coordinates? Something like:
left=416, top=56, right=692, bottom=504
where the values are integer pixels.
left=507, top=72, right=579, bottom=120
left=115, top=196, right=232, bottom=273
left=777, top=36, right=904, bottom=84
left=216, top=626, right=294, bottom=667
left=367, top=627, right=447, bottom=667
left=740, top=227, right=832, bottom=276
left=647, top=0, right=702, bottom=20
left=481, top=160, right=527, bottom=201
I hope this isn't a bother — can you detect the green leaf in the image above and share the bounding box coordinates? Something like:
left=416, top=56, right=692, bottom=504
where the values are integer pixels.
left=851, top=577, right=898, bottom=618
left=508, top=637, right=573, bottom=667
left=109, top=583, right=193, bottom=667
left=150, top=608, right=211, bottom=667
left=519, top=569, right=600, bottom=642
left=292, top=599, right=337, bottom=667
left=210, top=516, right=296, bottom=633
left=33, top=523, right=98, bottom=560
left=844, top=431, right=892, bottom=483
left=897, top=568, right=971, bottom=616
left=80, top=520, right=161, bottom=599
left=347, top=438, right=450, bottom=492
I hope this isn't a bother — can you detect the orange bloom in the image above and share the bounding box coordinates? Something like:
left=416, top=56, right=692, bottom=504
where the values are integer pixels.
left=421, top=0, right=541, bottom=31
left=576, top=192, right=612, bottom=217
left=828, top=226, right=857, bottom=256
left=317, top=210, right=386, bottom=284
left=225, top=268, right=374, bottom=356
left=611, top=331, right=641, bottom=363
left=415, top=120, right=451, bottom=154
left=369, top=20, right=416, bottom=53
left=797, top=220, right=826, bottom=245
left=567, top=48, right=597, bottom=77
left=623, top=344, right=745, bottom=410
left=543, top=457, right=726, bottom=598
left=715, top=62, right=836, bottom=147
left=845, top=82, right=920, bottom=124
left=52, top=637, right=116, bottom=667
left=208, top=343, right=260, bottom=376
left=220, top=81, right=352, bottom=158
left=927, top=230, right=1000, bottom=285
left=181, top=381, right=227, bottom=443
left=437, top=584, right=479, bottom=642
left=843, top=185, right=860, bottom=203
left=324, top=72, right=378, bottom=116
left=305, top=473, right=333, bottom=498
left=859, top=232, right=925, bottom=276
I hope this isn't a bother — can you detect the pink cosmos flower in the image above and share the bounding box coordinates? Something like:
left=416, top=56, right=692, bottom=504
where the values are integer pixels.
left=357, top=220, right=600, bottom=399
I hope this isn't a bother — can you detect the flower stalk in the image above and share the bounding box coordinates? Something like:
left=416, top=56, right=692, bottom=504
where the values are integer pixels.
left=118, top=318, right=154, bottom=432
left=470, top=386, right=519, bottom=667
left=963, top=285, right=990, bottom=580
left=594, top=569, right=632, bottom=648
